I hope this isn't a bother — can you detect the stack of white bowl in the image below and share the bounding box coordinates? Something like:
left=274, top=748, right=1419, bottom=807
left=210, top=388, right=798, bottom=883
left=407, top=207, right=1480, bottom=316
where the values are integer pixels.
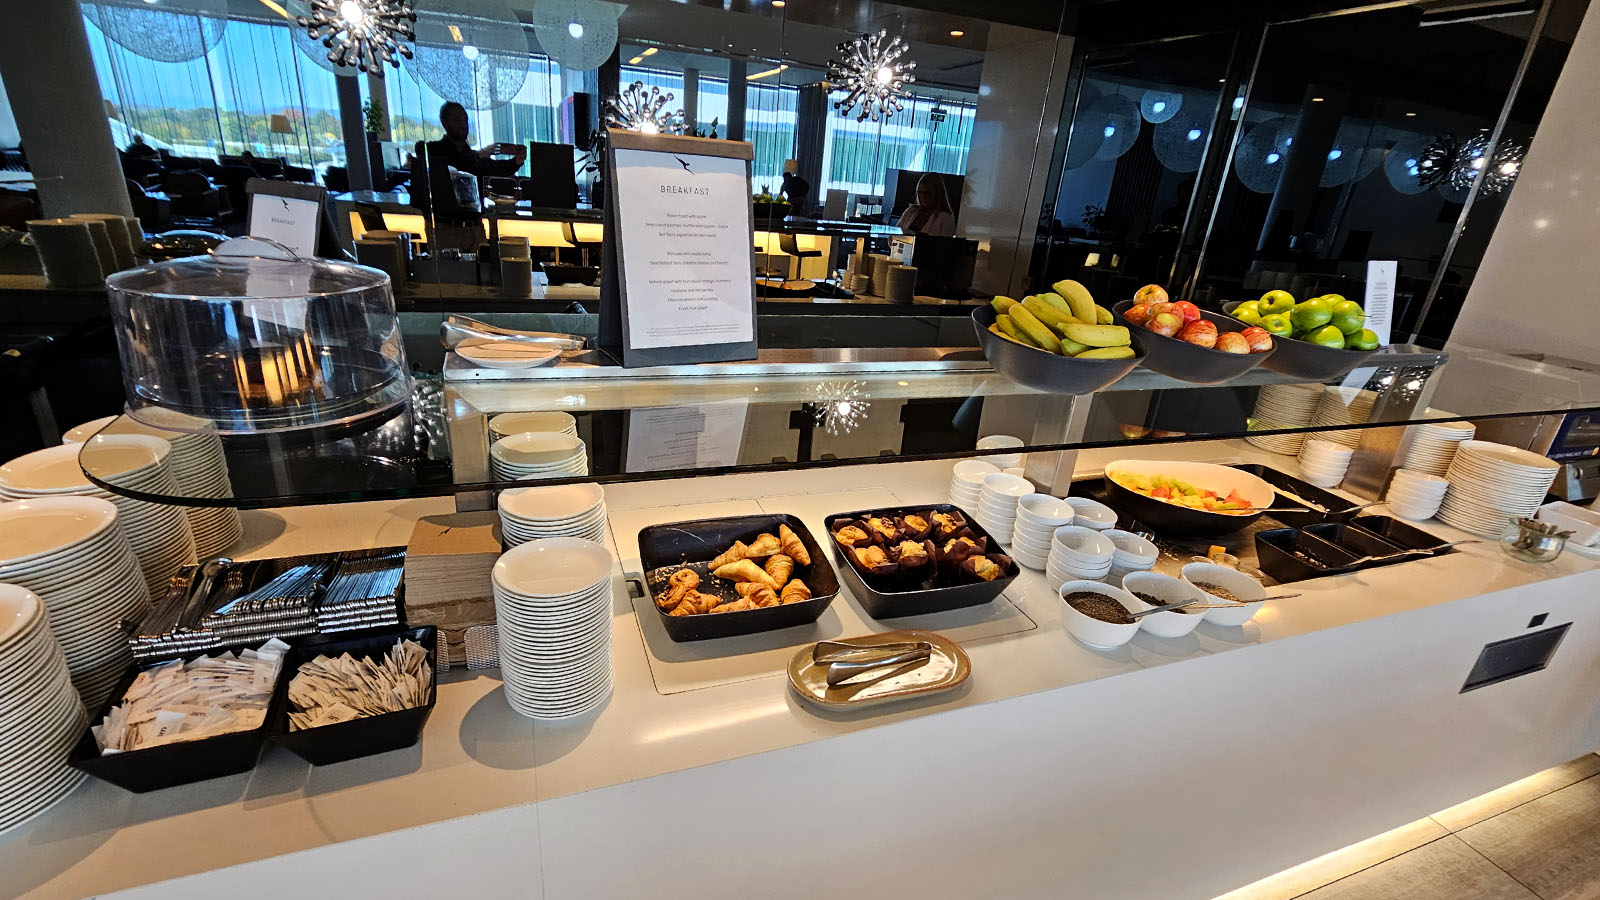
left=1401, top=413, right=1475, bottom=476
left=492, top=538, right=615, bottom=719
left=1008, top=494, right=1076, bottom=570
left=1309, top=387, right=1378, bottom=448
left=1437, top=440, right=1561, bottom=537
left=1064, top=496, right=1118, bottom=531
left=975, top=473, right=1033, bottom=543
left=0, top=437, right=195, bottom=599
left=489, top=411, right=578, bottom=443
left=1298, top=439, right=1355, bottom=488
left=976, top=434, right=1024, bottom=470
left=0, top=583, right=89, bottom=831
left=1246, top=383, right=1325, bottom=455
left=1104, top=529, right=1160, bottom=584
left=497, top=482, right=608, bottom=547
left=0, top=497, right=151, bottom=709
left=1046, top=525, right=1115, bottom=591
left=947, top=459, right=999, bottom=509
left=1385, top=469, right=1450, bottom=521
left=490, top=432, right=590, bottom=482
left=91, top=413, right=241, bottom=558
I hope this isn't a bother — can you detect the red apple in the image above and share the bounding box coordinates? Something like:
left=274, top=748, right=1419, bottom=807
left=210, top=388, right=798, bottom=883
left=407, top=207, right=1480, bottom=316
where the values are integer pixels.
left=1123, top=303, right=1153, bottom=327
left=1146, top=311, right=1183, bottom=338
left=1178, top=319, right=1219, bottom=348
left=1134, top=284, right=1169, bottom=304
left=1214, top=331, right=1251, bottom=354
left=1170, top=300, right=1202, bottom=324
left=1146, top=301, right=1175, bottom=320
left=1239, top=326, right=1274, bottom=353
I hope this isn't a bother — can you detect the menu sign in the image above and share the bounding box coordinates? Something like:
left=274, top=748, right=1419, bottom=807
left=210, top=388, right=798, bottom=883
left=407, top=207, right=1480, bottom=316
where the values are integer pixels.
left=598, top=131, right=758, bottom=367
left=1364, top=260, right=1397, bottom=346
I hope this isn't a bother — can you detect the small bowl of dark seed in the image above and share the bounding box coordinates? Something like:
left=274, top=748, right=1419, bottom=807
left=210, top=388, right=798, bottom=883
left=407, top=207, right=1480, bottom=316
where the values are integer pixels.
left=1180, top=562, right=1267, bottom=627
left=1120, top=571, right=1209, bottom=639
left=1059, top=581, right=1143, bottom=649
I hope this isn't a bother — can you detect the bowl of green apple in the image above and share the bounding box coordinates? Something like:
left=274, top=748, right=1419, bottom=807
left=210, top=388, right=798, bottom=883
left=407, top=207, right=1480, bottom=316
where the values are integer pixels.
left=1225, top=290, right=1379, bottom=380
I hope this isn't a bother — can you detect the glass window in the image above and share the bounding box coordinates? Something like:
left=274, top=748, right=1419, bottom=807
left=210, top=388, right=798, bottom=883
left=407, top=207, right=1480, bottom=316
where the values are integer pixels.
left=821, top=89, right=977, bottom=195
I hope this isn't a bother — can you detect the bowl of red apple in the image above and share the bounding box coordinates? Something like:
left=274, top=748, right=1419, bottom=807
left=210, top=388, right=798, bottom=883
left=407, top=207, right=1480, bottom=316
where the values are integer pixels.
left=1112, top=286, right=1276, bottom=385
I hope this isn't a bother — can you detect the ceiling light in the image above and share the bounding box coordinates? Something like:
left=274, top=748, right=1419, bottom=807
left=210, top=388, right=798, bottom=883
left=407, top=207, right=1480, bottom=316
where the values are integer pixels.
left=641, top=47, right=657, bottom=55
left=772, top=0, right=785, bottom=6
left=949, top=29, right=963, bottom=36
left=629, top=55, right=642, bottom=63
left=1406, top=111, right=1418, bottom=117
left=567, top=21, right=583, bottom=38
left=1311, top=97, right=1324, bottom=102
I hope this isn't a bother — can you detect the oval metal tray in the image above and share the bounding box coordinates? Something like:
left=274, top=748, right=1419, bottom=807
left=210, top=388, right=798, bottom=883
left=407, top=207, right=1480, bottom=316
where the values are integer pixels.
left=787, top=629, right=970, bottom=710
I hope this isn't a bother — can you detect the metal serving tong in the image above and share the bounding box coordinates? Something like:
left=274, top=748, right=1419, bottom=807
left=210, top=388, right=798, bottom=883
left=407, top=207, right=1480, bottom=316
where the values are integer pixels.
left=814, top=639, right=934, bottom=687
left=440, top=314, right=586, bottom=351
left=1343, top=540, right=1481, bottom=567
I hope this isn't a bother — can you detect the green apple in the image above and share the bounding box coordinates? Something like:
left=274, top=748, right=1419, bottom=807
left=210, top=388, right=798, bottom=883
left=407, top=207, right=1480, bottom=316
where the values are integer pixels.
left=1233, top=306, right=1262, bottom=326
left=1291, top=297, right=1333, bottom=333
left=1307, top=324, right=1346, bottom=349
left=1347, top=328, right=1380, bottom=351
left=1330, top=299, right=1365, bottom=335
left=1320, top=293, right=1346, bottom=306
left=1233, top=300, right=1261, bottom=318
left=1261, top=312, right=1293, bottom=337
left=1259, top=290, right=1295, bottom=316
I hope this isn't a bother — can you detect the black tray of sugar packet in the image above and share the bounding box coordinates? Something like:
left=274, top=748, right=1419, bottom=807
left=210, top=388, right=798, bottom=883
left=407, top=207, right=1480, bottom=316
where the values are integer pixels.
left=271, top=625, right=437, bottom=766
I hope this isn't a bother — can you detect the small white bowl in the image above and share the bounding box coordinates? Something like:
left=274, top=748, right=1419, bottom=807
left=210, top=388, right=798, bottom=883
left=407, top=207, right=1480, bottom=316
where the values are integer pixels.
left=1011, top=545, right=1050, bottom=570
left=1103, top=529, right=1159, bottom=566
left=1060, top=581, right=1142, bottom=649
left=1120, top=572, right=1207, bottom=639
left=981, top=472, right=1034, bottom=499
left=1064, top=496, right=1118, bottom=530
left=1181, top=562, right=1266, bottom=627
left=1011, top=530, right=1054, bottom=556
left=1302, top=471, right=1345, bottom=488
left=1050, top=562, right=1113, bottom=584
left=977, top=434, right=1024, bottom=452
left=1017, top=494, right=1076, bottom=526
left=952, top=459, right=1001, bottom=488
left=1051, top=525, right=1116, bottom=566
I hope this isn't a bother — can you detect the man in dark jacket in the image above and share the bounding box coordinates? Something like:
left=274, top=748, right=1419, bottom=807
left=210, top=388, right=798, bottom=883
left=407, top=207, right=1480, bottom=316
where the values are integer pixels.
left=410, top=101, right=527, bottom=252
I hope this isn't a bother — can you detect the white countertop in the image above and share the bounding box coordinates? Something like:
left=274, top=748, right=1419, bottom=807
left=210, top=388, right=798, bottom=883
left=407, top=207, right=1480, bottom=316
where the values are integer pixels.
left=4, top=440, right=1597, bottom=900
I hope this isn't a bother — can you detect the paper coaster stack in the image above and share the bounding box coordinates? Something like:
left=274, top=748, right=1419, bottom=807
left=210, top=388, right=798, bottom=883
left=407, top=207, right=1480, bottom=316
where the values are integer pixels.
left=492, top=538, right=615, bottom=719
left=0, top=583, right=88, bottom=832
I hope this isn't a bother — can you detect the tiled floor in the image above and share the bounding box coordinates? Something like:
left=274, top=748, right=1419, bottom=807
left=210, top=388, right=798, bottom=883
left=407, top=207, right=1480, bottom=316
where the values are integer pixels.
left=1217, top=754, right=1600, bottom=900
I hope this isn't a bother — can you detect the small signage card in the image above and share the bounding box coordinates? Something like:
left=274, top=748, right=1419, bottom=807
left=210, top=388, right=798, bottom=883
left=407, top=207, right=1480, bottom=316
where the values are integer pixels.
left=598, top=131, right=758, bottom=367
left=1364, top=259, right=1397, bottom=346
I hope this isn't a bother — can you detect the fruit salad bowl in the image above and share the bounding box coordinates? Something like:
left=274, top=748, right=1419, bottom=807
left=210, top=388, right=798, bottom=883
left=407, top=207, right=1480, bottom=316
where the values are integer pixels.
left=1102, top=460, right=1276, bottom=537
left=1112, top=300, right=1275, bottom=384
left=973, top=305, right=1145, bottom=395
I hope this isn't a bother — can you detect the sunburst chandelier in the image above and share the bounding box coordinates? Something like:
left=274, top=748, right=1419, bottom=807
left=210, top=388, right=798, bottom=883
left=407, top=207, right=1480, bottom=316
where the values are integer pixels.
left=606, top=82, right=685, bottom=135
left=296, top=0, right=417, bottom=75
left=827, top=30, right=917, bottom=123
left=812, top=381, right=871, bottom=437
left=1451, top=133, right=1524, bottom=195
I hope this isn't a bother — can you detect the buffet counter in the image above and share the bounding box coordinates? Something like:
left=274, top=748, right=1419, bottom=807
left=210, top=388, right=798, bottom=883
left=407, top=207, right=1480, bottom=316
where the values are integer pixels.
left=5, top=441, right=1600, bottom=900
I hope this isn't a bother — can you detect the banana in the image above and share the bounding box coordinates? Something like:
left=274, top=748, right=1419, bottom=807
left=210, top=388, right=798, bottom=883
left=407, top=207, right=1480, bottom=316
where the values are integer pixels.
left=991, top=296, right=1018, bottom=315
left=1022, top=296, right=1082, bottom=335
left=1061, top=322, right=1132, bottom=348
left=1076, top=346, right=1136, bottom=360
left=995, top=314, right=1036, bottom=347
left=988, top=323, right=1030, bottom=347
left=1052, top=279, right=1098, bottom=324
left=1094, top=304, right=1113, bottom=325
left=1007, top=304, right=1063, bottom=353
left=1038, top=292, right=1080, bottom=321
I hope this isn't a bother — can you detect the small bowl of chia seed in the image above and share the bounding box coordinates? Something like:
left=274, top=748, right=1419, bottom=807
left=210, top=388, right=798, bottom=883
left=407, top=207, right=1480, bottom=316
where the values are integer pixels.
left=1059, top=581, right=1143, bottom=649
left=1121, top=571, right=1209, bottom=639
left=1180, top=562, right=1267, bottom=627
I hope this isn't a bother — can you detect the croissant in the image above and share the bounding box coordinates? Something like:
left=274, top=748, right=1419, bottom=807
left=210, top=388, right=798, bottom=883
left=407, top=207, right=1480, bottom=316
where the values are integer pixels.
left=764, top=553, right=794, bottom=585
left=778, top=524, right=811, bottom=565
left=709, top=541, right=752, bottom=570
left=833, top=525, right=870, bottom=549
left=658, top=570, right=700, bottom=609
left=713, top=559, right=780, bottom=590
left=750, top=587, right=781, bottom=608
left=780, top=579, right=812, bottom=605
left=669, top=569, right=700, bottom=591
left=745, top=533, right=782, bottom=557
left=668, top=599, right=700, bottom=616
left=710, top=598, right=759, bottom=614
left=735, top=581, right=769, bottom=599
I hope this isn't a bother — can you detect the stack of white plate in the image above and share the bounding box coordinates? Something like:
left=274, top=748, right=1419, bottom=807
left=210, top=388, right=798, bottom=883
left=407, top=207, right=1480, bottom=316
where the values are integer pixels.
left=1402, top=413, right=1475, bottom=477
left=948, top=459, right=999, bottom=509
left=490, top=432, right=590, bottom=482
left=976, top=435, right=1025, bottom=470
left=1309, top=387, right=1378, bottom=449
left=0, top=497, right=151, bottom=709
left=1246, top=383, right=1325, bottom=455
left=492, top=538, right=615, bottom=719
left=0, top=583, right=89, bottom=832
left=1385, top=469, right=1450, bottom=521
left=1437, top=441, right=1561, bottom=537
left=1064, top=496, right=1118, bottom=530
left=60, top=415, right=116, bottom=444
left=1298, top=439, right=1355, bottom=488
left=498, top=482, right=608, bottom=547
left=0, top=437, right=195, bottom=599
left=1046, top=525, right=1115, bottom=592
left=1104, top=529, right=1160, bottom=584
left=489, top=411, right=579, bottom=443
left=93, top=413, right=241, bottom=558
left=1009, top=494, right=1075, bottom=570
left=975, top=473, right=1032, bottom=543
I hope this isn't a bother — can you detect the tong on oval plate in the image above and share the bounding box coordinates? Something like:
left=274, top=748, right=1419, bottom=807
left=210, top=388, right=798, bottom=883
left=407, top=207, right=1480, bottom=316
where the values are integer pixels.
left=440, top=314, right=586, bottom=351
left=814, top=639, right=933, bottom=687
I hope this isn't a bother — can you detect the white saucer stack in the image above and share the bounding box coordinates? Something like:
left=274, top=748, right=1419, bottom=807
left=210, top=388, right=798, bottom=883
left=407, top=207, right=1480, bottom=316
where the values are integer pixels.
left=492, top=538, right=615, bottom=719
left=1437, top=441, right=1561, bottom=537
left=975, top=473, right=1032, bottom=544
left=976, top=434, right=1025, bottom=470
left=0, top=497, right=151, bottom=709
left=489, top=411, right=578, bottom=443
left=60, top=416, right=116, bottom=444
left=498, top=482, right=609, bottom=547
left=94, top=413, right=242, bottom=558
left=0, top=437, right=196, bottom=599
left=948, top=459, right=999, bottom=509
left=1385, top=469, right=1450, bottom=521
left=490, top=432, right=590, bottom=482
left=1402, top=413, right=1475, bottom=476
left=0, top=583, right=89, bottom=832
left=1298, top=439, right=1355, bottom=488
left=1246, top=383, right=1325, bottom=455
left=1309, top=387, right=1378, bottom=448
left=1046, top=525, right=1115, bottom=592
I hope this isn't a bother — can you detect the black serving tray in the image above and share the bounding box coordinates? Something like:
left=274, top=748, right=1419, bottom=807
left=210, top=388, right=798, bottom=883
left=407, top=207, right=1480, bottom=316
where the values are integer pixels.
left=823, top=504, right=1020, bottom=619
left=69, top=640, right=289, bottom=793
left=1349, top=516, right=1453, bottom=554
left=271, top=626, right=437, bottom=766
left=1306, top=523, right=1407, bottom=561
left=638, top=514, right=839, bottom=642
left=1231, top=463, right=1364, bottom=529
left=1111, top=300, right=1274, bottom=385
left=1254, top=528, right=1363, bottom=582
